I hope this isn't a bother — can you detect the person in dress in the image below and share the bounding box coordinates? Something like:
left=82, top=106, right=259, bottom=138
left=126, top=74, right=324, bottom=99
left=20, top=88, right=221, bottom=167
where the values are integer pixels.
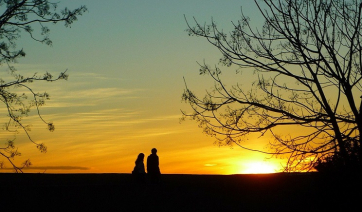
left=132, top=153, right=146, bottom=182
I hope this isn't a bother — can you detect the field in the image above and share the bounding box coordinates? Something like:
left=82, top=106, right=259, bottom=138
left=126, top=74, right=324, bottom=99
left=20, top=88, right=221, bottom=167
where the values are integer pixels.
left=0, top=173, right=360, bottom=211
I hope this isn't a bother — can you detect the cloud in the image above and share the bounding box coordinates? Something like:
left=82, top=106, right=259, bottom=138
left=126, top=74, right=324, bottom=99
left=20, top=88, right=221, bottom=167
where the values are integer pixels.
left=47, top=110, right=181, bottom=128
left=25, top=87, right=144, bottom=109
left=66, top=88, right=140, bottom=99
left=51, top=87, right=142, bottom=102
left=17, top=166, right=90, bottom=170
left=133, top=131, right=177, bottom=138
left=204, top=164, right=217, bottom=167
left=0, top=166, right=91, bottom=173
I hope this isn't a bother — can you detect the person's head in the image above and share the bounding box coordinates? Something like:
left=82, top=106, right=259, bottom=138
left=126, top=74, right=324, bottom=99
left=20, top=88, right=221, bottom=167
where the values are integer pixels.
left=136, top=153, right=144, bottom=163
left=151, top=148, right=157, bottom=154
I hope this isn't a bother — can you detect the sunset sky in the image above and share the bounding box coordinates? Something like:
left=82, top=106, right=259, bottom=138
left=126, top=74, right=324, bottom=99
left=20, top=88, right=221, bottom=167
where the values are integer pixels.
left=0, top=0, right=285, bottom=174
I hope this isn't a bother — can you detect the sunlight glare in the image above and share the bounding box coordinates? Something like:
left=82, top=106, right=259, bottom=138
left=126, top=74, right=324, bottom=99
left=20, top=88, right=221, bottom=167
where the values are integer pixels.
left=241, top=161, right=278, bottom=174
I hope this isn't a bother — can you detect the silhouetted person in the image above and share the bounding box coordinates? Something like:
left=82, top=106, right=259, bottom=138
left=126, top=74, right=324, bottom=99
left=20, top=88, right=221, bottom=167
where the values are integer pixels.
left=132, top=153, right=146, bottom=183
left=147, top=148, right=161, bottom=183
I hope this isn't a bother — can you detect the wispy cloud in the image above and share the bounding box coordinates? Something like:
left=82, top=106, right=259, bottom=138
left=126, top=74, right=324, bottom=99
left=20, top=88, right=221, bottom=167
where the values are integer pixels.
left=63, top=88, right=140, bottom=99
left=1, top=166, right=90, bottom=171
left=204, top=164, right=217, bottom=167
left=52, top=87, right=142, bottom=102
left=133, top=131, right=178, bottom=138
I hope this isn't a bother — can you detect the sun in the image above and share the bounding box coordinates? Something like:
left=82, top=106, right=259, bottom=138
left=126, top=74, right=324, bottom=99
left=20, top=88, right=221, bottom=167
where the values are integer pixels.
left=241, top=161, right=278, bottom=174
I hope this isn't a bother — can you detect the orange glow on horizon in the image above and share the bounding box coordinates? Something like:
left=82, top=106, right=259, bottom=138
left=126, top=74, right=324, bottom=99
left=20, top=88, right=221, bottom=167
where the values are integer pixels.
left=239, top=161, right=280, bottom=174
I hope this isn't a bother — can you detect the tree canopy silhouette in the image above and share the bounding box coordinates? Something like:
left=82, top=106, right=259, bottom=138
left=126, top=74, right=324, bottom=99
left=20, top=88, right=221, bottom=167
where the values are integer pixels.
left=182, top=0, right=362, bottom=172
left=0, top=0, right=87, bottom=172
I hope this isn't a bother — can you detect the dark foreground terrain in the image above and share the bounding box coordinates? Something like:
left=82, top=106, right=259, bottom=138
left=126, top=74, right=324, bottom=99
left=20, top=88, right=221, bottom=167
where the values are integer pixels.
left=0, top=172, right=360, bottom=211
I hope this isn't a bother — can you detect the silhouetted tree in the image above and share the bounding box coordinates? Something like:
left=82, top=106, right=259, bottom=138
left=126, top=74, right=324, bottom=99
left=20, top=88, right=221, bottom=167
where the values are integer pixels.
left=0, top=0, right=87, bottom=172
left=182, top=0, right=362, bottom=172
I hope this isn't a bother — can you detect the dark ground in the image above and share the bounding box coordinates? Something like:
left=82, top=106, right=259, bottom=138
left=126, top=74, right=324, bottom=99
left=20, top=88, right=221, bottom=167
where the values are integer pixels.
left=0, top=172, right=360, bottom=211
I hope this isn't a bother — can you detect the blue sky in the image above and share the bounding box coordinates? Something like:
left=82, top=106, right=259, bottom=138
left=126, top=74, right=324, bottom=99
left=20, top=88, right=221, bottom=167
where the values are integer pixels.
left=0, top=0, right=283, bottom=174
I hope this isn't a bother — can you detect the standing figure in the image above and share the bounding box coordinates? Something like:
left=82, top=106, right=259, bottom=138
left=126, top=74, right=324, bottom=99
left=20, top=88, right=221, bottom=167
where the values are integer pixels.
left=147, top=148, right=161, bottom=183
left=132, top=153, right=146, bottom=182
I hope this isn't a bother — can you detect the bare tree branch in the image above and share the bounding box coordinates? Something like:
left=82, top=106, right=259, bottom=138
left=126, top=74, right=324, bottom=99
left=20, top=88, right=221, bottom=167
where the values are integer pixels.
left=183, top=0, right=362, bottom=172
